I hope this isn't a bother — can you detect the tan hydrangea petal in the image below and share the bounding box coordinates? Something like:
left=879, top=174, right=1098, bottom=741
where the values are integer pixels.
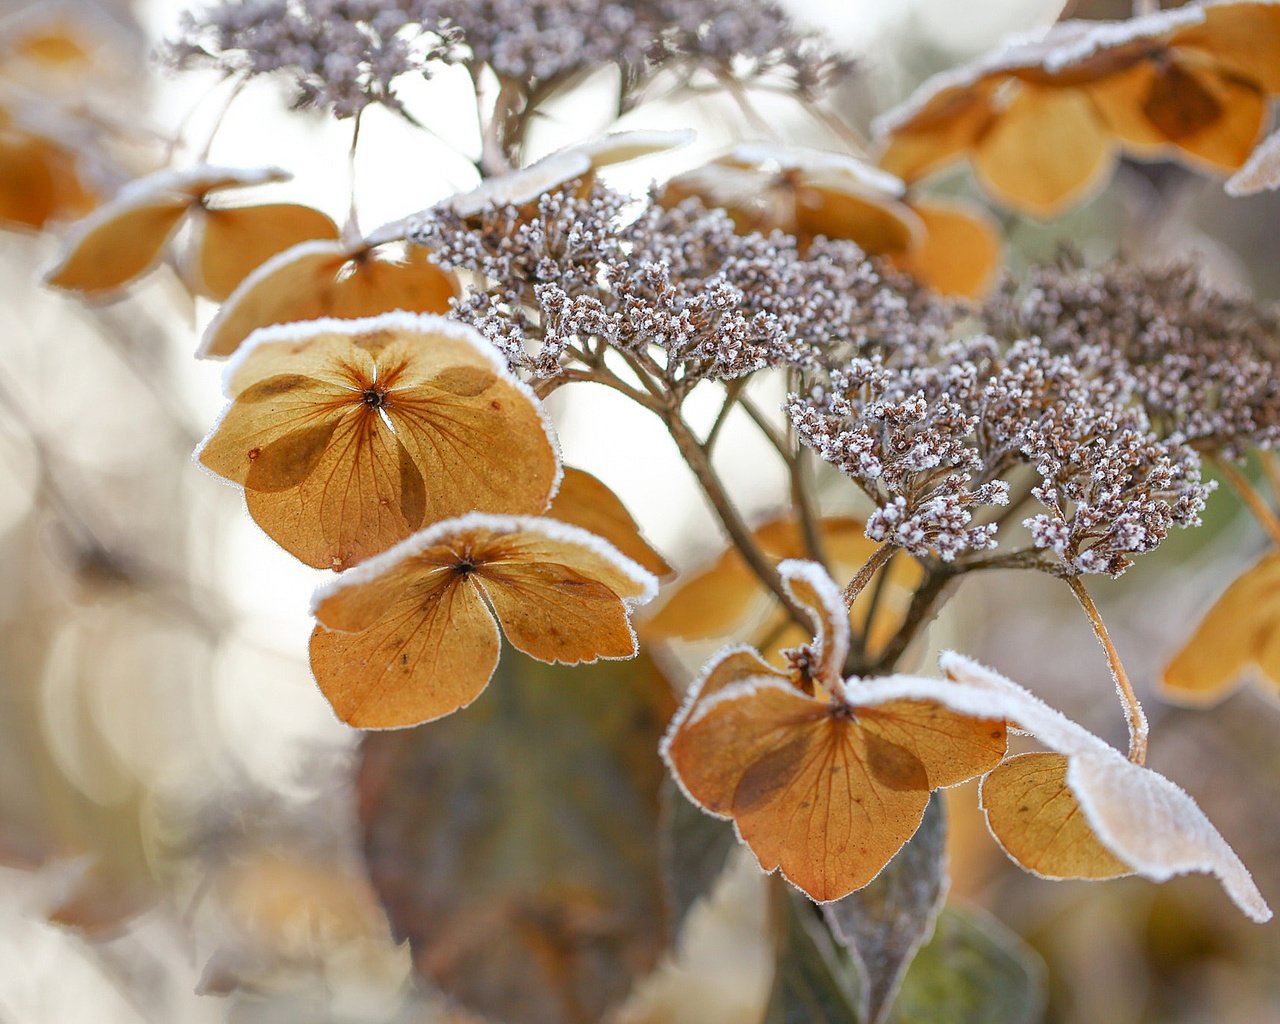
left=197, top=313, right=560, bottom=568
left=664, top=676, right=932, bottom=902
left=1171, top=2, right=1280, bottom=91
left=44, top=164, right=290, bottom=297
left=547, top=468, right=672, bottom=578
left=892, top=194, right=1002, bottom=298
left=971, top=83, right=1114, bottom=217
left=189, top=202, right=340, bottom=301
left=980, top=752, right=1132, bottom=879
left=309, top=514, right=659, bottom=728
left=44, top=190, right=189, bottom=296
left=1162, top=550, right=1280, bottom=703
left=935, top=653, right=1272, bottom=922
left=199, top=239, right=459, bottom=358
left=311, top=570, right=499, bottom=728
left=1163, top=64, right=1267, bottom=172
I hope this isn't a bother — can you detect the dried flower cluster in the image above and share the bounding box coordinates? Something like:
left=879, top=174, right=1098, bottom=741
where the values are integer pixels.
left=787, top=335, right=1210, bottom=575
left=170, top=0, right=458, bottom=117
left=413, top=182, right=932, bottom=382
left=171, top=0, right=847, bottom=117
left=987, top=257, right=1280, bottom=456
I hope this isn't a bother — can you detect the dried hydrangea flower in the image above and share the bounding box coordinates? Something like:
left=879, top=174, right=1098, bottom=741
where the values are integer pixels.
left=170, top=0, right=460, bottom=118
left=789, top=334, right=1210, bottom=575
left=414, top=180, right=929, bottom=383
left=171, top=0, right=848, bottom=119
left=986, top=256, right=1280, bottom=456
left=787, top=349, right=1009, bottom=562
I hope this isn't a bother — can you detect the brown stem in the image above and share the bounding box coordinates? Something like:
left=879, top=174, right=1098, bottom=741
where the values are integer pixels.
left=1259, top=450, right=1280, bottom=507
left=533, top=367, right=660, bottom=410
left=868, top=566, right=954, bottom=675
left=666, top=412, right=809, bottom=628
left=1213, top=455, right=1280, bottom=547
left=703, top=381, right=743, bottom=454
left=739, top=395, right=826, bottom=568
left=1066, top=576, right=1148, bottom=765
left=842, top=542, right=895, bottom=607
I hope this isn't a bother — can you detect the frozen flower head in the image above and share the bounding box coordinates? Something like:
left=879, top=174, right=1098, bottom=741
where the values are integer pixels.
left=172, top=0, right=848, bottom=119
left=413, top=180, right=925, bottom=384
left=986, top=256, right=1280, bottom=456
left=788, top=334, right=1210, bottom=575
left=170, top=0, right=460, bottom=118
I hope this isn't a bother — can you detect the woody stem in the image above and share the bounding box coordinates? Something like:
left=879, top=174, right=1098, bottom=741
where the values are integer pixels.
left=666, top=412, right=810, bottom=628
left=1212, top=455, right=1280, bottom=547
left=1066, top=576, right=1148, bottom=765
left=842, top=541, right=895, bottom=608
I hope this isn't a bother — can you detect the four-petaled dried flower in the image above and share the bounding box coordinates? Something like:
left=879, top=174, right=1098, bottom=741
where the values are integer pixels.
left=196, top=313, right=561, bottom=568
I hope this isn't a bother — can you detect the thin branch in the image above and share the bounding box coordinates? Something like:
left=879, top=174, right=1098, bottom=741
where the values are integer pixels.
left=867, top=566, right=954, bottom=675
left=739, top=394, right=825, bottom=567
left=842, top=541, right=894, bottom=607
left=703, top=380, right=744, bottom=454
left=1259, top=450, right=1280, bottom=507
left=1212, top=454, right=1280, bottom=547
left=666, top=411, right=809, bottom=628
left=1066, top=575, right=1148, bottom=765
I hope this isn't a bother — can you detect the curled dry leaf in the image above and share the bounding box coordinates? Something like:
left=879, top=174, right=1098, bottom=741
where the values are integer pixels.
left=661, top=142, right=1000, bottom=297
left=310, top=512, right=659, bottom=728
left=1227, top=128, right=1280, bottom=195
left=876, top=3, right=1280, bottom=216
left=937, top=652, right=1272, bottom=922
left=548, top=467, right=673, bottom=579
left=643, top=514, right=920, bottom=660
left=196, top=312, right=560, bottom=569
left=43, top=164, right=337, bottom=299
left=1162, top=549, right=1280, bottom=703
left=661, top=560, right=1006, bottom=902
left=198, top=237, right=458, bottom=358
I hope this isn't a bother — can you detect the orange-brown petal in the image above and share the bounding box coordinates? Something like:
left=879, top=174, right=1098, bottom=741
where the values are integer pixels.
left=244, top=408, right=430, bottom=569
left=45, top=191, right=190, bottom=296
left=1162, top=550, right=1280, bottom=703
left=666, top=679, right=930, bottom=902
left=310, top=572, right=498, bottom=728
left=980, top=752, right=1131, bottom=879
left=971, top=83, right=1114, bottom=217
left=479, top=562, right=639, bottom=664
left=892, top=195, right=1002, bottom=298
left=855, top=698, right=1007, bottom=788
left=200, top=241, right=459, bottom=359
left=190, top=202, right=340, bottom=301
left=794, top=184, right=922, bottom=255
left=878, top=83, right=998, bottom=185
left=1164, top=64, right=1267, bottom=172
left=1171, top=3, right=1280, bottom=92
left=547, top=468, right=672, bottom=578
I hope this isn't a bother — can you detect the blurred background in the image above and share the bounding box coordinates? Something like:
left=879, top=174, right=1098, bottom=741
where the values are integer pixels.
left=0, top=0, right=1276, bottom=1021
